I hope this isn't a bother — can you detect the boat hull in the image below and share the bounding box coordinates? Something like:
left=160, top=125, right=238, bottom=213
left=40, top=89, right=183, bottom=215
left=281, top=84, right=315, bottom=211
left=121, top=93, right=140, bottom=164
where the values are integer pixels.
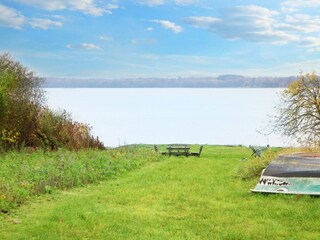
left=251, top=153, right=320, bottom=195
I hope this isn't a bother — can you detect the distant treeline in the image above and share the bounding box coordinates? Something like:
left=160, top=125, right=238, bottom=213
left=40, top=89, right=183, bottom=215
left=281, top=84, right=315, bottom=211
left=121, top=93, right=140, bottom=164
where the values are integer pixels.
left=44, top=75, right=297, bottom=88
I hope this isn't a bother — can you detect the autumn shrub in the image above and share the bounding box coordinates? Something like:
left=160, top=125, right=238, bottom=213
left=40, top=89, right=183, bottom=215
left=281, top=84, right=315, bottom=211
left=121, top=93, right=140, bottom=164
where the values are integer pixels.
left=37, top=109, right=104, bottom=150
left=0, top=53, right=104, bottom=151
left=0, top=53, right=44, bottom=150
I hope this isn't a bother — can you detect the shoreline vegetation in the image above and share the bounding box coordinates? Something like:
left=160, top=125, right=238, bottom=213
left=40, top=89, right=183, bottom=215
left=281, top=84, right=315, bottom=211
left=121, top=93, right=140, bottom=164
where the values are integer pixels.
left=0, top=53, right=104, bottom=152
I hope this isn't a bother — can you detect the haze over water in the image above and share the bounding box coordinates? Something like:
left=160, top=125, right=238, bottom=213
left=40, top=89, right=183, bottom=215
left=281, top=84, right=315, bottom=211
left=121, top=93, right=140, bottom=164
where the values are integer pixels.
left=45, top=88, right=289, bottom=148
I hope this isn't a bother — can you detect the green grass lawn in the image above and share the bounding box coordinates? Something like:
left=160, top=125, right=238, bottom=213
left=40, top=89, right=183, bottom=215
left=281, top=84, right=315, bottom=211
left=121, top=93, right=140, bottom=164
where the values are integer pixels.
left=1, top=146, right=320, bottom=239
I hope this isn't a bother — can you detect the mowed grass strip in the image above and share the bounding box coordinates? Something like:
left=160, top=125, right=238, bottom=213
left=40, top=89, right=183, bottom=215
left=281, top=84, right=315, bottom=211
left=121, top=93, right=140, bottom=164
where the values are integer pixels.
left=1, top=146, right=320, bottom=240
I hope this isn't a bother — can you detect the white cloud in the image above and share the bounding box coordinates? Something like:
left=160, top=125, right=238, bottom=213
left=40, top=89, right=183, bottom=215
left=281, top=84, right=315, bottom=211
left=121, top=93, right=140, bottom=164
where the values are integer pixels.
left=67, top=43, right=101, bottom=50
left=0, top=4, right=25, bottom=29
left=139, top=0, right=165, bottom=6
left=12, top=0, right=114, bottom=16
left=184, top=16, right=221, bottom=28
left=241, top=30, right=299, bottom=44
left=184, top=4, right=320, bottom=51
left=100, top=35, right=112, bottom=41
left=139, top=0, right=196, bottom=6
left=29, top=18, right=62, bottom=30
left=281, top=0, right=320, bottom=9
left=152, top=20, right=182, bottom=33
left=277, top=13, right=320, bottom=48
left=307, top=47, right=320, bottom=53
left=106, top=4, right=120, bottom=10
left=280, top=7, right=297, bottom=13
left=51, top=15, right=66, bottom=20
left=175, top=0, right=197, bottom=5
left=0, top=4, right=65, bottom=30
left=14, top=0, right=65, bottom=10
left=185, top=6, right=297, bottom=44
left=146, top=27, right=154, bottom=31
left=299, top=37, right=320, bottom=48
left=282, top=14, right=320, bottom=33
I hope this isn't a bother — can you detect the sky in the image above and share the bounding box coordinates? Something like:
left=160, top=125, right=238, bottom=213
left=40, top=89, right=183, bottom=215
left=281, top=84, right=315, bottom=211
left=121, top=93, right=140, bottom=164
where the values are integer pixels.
left=1, top=0, right=320, bottom=78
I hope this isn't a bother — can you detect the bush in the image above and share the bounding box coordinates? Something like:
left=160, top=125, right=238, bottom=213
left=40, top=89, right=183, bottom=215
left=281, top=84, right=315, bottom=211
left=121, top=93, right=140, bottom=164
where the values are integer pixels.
left=0, top=53, right=104, bottom=151
left=0, top=53, right=44, bottom=150
left=235, top=148, right=282, bottom=180
left=36, top=108, right=104, bottom=150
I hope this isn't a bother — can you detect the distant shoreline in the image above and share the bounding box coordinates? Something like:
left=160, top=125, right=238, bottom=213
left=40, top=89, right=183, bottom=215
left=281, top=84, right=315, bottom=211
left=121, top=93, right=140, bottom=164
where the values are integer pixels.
left=43, top=86, right=287, bottom=89
left=43, top=75, right=296, bottom=88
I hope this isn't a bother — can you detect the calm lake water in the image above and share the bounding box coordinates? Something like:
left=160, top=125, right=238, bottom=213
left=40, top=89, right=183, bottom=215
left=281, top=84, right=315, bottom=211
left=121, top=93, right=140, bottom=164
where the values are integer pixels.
left=45, top=88, right=288, bottom=147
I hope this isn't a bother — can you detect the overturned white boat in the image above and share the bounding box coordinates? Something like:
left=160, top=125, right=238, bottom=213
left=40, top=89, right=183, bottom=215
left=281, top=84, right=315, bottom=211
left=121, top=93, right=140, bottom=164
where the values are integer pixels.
left=252, top=153, right=320, bottom=195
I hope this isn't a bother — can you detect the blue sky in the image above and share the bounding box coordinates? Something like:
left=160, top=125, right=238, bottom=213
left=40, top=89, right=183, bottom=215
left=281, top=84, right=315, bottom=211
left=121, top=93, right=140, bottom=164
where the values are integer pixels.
left=1, top=0, right=320, bottom=78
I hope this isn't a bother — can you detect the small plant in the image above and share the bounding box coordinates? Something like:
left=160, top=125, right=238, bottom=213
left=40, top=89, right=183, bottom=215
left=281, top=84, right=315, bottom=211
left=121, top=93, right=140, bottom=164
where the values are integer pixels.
left=44, top=185, right=54, bottom=194
left=235, top=147, right=282, bottom=180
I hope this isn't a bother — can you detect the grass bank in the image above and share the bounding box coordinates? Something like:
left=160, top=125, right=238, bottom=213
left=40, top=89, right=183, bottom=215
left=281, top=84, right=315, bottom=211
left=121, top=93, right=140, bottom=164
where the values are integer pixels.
left=1, top=145, right=320, bottom=239
left=0, top=146, right=161, bottom=212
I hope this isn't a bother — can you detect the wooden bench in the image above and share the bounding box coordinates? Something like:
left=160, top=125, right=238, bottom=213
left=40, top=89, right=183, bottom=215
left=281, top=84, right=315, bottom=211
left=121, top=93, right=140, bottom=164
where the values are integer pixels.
left=154, top=145, right=203, bottom=157
left=167, top=145, right=190, bottom=156
left=189, top=145, right=203, bottom=157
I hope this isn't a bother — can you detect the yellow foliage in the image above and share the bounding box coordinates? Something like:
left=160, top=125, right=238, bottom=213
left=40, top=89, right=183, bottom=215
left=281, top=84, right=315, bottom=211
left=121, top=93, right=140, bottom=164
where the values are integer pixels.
left=285, top=79, right=302, bottom=96
left=1, top=129, right=20, bottom=143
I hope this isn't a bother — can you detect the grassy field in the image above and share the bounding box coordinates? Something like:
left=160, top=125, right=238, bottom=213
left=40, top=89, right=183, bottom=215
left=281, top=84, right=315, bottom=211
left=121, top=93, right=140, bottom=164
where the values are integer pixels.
left=1, top=145, right=320, bottom=239
left=0, top=146, right=160, bottom=212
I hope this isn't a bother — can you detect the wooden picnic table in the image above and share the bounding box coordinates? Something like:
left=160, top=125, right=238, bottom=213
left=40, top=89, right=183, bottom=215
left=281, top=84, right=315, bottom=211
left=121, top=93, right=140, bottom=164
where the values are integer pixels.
left=166, top=145, right=190, bottom=156
left=154, top=144, right=203, bottom=157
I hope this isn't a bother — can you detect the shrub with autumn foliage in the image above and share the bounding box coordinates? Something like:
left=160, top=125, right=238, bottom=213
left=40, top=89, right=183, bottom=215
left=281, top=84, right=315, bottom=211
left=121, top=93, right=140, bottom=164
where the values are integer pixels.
left=0, top=53, right=104, bottom=151
left=36, top=109, right=104, bottom=150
